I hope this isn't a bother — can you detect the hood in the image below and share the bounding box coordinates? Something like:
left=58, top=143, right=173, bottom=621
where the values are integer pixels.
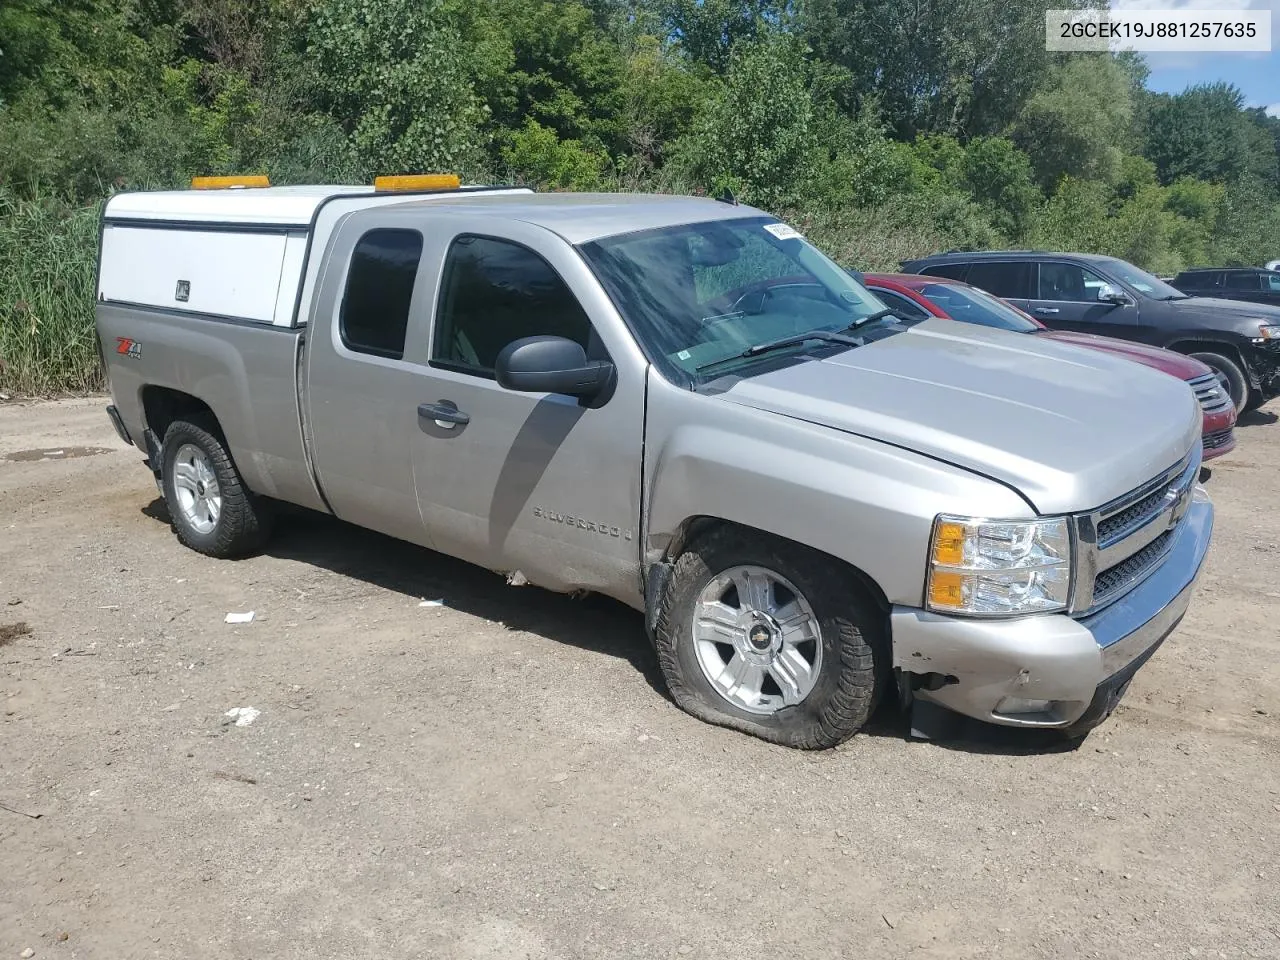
left=710, top=319, right=1200, bottom=515
left=1168, top=295, right=1280, bottom=322
left=1037, top=330, right=1211, bottom=380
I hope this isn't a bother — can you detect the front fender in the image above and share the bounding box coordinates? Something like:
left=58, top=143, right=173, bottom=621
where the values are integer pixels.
left=642, top=374, right=1034, bottom=607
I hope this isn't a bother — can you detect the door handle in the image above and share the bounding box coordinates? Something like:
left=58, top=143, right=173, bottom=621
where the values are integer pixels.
left=1034, top=307, right=1060, bottom=315
left=418, top=401, right=470, bottom=428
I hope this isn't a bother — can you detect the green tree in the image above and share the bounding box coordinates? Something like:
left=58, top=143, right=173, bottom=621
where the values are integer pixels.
left=661, top=0, right=791, bottom=74
left=1142, top=83, right=1256, bottom=186
left=501, top=118, right=609, bottom=189
left=305, top=0, right=486, bottom=178
left=1010, top=56, right=1133, bottom=191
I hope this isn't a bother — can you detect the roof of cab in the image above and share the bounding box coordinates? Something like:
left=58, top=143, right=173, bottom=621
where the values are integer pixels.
left=345, top=192, right=766, bottom=244
left=103, top=186, right=766, bottom=242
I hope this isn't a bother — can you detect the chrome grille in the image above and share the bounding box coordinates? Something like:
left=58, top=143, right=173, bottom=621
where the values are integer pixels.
left=1092, top=529, right=1175, bottom=607
left=1189, top=373, right=1232, bottom=415
left=1202, top=428, right=1233, bottom=451
left=1073, top=448, right=1200, bottom=615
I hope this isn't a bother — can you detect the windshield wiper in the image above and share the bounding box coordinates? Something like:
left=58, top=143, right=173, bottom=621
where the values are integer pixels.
left=846, top=307, right=899, bottom=330
left=695, top=329, right=865, bottom=375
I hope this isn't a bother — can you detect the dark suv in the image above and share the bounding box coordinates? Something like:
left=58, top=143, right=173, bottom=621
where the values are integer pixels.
left=1171, top=268, right=1280, bottom=308
left=901, top=251, right=1280, bottom=412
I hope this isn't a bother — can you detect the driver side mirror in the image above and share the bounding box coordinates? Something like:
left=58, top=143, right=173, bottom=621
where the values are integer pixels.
left=495, top=336, right=615, bottom=401
left=1097, top=283, right=1131, bottom=306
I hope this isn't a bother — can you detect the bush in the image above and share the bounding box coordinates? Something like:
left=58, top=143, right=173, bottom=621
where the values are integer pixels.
left=0, top=189, right=101, bottom=395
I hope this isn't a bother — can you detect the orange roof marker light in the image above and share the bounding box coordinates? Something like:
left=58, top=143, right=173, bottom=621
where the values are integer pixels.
left=374, top=173, right=461, bottom=192
left=191, top=175, right=271, bottom=190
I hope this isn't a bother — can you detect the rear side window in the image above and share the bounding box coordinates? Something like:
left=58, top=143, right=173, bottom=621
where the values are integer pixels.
left=1226, top=271, right=1260, bottom=291
left=1175, top=271, right=1221, bottom=289
left=340, top=229, right=424, bottom=359
left=918, top=262, right=968, bottom=281
left=432, top=236, right=592, bottom=374
left=965, top=261, right=1032, bottom=299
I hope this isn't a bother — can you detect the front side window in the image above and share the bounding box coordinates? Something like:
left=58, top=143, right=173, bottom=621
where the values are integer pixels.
left=1037, top=262, right=1106, bottom=302
left=1095, top=257, right=1185, bottom=299
left=580, top=217, right=893, bottom=383
left=918, top=283, right=1040, bottom=333
left=1267, top=273, right=1280, bottom=293
left=919, top=262, right=968, bottom=281
left=340, top=229, right=424, bottom=359
left=433, top=236, right=593, bottom=375
left=965, top=261, right=1032, bottom=299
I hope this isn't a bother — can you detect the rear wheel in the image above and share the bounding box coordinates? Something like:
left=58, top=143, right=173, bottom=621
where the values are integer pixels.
left=654, top=527, right=886, bottom=749
left=161, top=417, right=271, bottom=558
left=1188, top=351, right=1248, bottom=414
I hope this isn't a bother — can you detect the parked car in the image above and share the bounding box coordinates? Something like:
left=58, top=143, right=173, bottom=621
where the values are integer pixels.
left=96, top=179, right=1213, bottom=747
left=1265, top=259, right=1280, bottom=273
left=1171, top=267, right=1280, bottom=308
left=900, top=250, right=1280, bottom=413
left=864, top=273, right=1236, bottom=461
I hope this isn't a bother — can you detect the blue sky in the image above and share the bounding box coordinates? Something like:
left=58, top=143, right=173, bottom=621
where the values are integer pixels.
left=1113, top=0, right=1279, bottom=114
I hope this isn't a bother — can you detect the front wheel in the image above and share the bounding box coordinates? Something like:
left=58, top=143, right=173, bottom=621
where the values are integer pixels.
left=1188, top=351, right=1248, bottom=414
left=161, top=416, right=272, bottom=558
left=654, top=527, right=886, bottom=749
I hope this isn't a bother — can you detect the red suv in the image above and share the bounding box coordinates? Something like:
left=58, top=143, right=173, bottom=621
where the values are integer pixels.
left=864, top=273, right=1237, bottom=461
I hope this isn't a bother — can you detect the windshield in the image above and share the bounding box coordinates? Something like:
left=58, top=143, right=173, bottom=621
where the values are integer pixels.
left=579, top=217, right=891, bottom=383
left=1097, top=257, right=1186, bottom=300
left=919, top=283, right=1040, bottom=333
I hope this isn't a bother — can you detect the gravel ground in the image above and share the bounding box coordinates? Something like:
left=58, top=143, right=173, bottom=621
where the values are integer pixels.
left=2, top=397, right=1278, bottom=960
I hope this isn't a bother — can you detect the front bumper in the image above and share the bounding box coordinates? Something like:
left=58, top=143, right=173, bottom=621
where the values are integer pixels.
left=890, top=488, right=1213, bottom=730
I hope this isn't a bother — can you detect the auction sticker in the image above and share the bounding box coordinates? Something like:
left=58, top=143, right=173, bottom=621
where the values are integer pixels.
left=764, top=223, right=804, bottom=240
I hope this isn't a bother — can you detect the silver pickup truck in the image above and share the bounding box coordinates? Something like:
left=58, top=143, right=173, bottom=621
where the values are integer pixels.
left=95, top=180, right=1214, bottom=748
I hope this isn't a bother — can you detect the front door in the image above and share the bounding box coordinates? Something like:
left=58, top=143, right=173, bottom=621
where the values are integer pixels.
left=1022, top=260, right=1139, bottom=337
left=407, top=226, right=645, bottom=606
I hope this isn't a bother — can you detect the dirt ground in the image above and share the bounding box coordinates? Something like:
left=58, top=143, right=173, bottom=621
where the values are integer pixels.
left=1, top=397, right=1278, bottom=960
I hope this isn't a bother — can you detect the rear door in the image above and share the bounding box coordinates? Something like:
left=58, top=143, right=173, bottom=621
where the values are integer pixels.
left=1224, top=270, right=1272, bottom=305
left=406, top=221, right=646, bottom=606
left=960, top=260, right=1034, bottom=310
left=1021, top=259, right=1139, bottom=336
left=305, top=225, right=439, bottom=544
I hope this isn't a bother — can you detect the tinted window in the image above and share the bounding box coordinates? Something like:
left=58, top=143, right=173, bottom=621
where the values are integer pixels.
left=870, top=289, right=931, bottom=321
left=919, top=283, right=1039, bottom=333
left=965, top=261, right=1032, bottom=299
left=1037, top=262, right=1106, bottom=302
left=1226, top=271, right=1260, bottom=291
left=340, top=229, right=423, bottom=359
left=919, top=262, right=968, bottom=281
left=1094, top=257, right=1184, bottom=299
left=433, top=236, right=592, bottom=374
left=1174, top=271, right=1221, bottom=289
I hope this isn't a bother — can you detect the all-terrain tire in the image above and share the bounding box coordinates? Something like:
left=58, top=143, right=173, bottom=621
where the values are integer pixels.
left=161, top=416, right=272, bottom=558
left=654, top=526, right=886, bottom=749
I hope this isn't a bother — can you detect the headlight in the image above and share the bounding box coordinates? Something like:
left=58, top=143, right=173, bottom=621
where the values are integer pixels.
left=1254, top=324, right=1280, bottom=342
left=926, top=515, right=1072, bottom=616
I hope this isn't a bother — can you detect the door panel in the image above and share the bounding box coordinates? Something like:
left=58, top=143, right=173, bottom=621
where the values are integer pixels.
left=408, top=225, right=645, bottom=606
left=1022, top=260, right=1138, bottom=336
left=305, top=227, right=437, bottom=545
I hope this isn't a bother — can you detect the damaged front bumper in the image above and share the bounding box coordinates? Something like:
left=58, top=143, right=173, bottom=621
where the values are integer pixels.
left=890, top=488, right=1214, bottom=732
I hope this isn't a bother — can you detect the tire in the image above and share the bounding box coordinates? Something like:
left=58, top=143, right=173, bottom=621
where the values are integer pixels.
left=654, top=526, right=886, bottom=749
left=161, top=416, right=272, bottom=558
left=1244, top=389, right=1266, bottom=413
left=1188, top=351, right=1248, bottom=414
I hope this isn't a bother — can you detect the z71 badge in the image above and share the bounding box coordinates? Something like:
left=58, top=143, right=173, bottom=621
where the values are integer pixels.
left=115, top=338, right=143, bottom=359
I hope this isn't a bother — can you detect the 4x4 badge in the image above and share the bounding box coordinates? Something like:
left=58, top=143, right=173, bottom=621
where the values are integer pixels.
left=115, top=337, right=142, bottom=359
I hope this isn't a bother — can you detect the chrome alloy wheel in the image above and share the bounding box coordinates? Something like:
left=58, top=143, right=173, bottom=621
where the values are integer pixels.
left=691, top=565, right=823, bottom=715
left=171, top=443, right=222, bottom=535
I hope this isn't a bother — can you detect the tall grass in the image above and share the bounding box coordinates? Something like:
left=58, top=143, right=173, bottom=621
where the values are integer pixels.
left=0, top=188, right=103, bottom=396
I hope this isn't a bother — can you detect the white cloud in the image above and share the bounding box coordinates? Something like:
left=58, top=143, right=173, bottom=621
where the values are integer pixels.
left=1268, top=103, right=1280, bottom=117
